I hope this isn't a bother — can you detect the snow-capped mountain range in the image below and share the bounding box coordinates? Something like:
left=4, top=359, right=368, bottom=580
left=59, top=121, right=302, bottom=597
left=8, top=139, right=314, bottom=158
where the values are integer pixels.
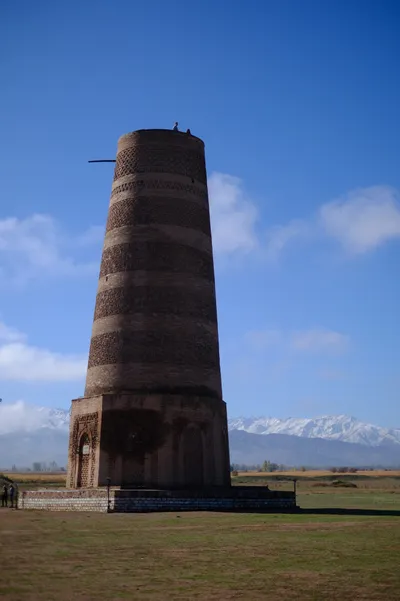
left=0, top=401, right=399, bottom=447
left=228, top=415, right=400, bottom=447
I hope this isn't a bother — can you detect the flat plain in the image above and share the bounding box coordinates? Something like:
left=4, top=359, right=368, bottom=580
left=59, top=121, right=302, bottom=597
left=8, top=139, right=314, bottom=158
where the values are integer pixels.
left=1, top=472, right=399, bottom=601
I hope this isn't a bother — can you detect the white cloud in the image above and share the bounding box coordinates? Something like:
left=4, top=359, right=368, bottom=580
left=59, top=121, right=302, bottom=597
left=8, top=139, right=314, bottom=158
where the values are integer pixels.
left=208, top=172, right=258, bottom=254
left=0, top=400, right=48, bottom=434
left=0, top=321, right=86, bottom=381
left=1, top=173, right=258, bottom=287
left=75, top=225, right=105, bottom=247
left=5, top=183, right=395, bottom=286
left=265, top=219, right=310, bottom=261
left=245, top=329, right=282, bottom=350
left=0, top=322, right=25, bottom=343
left=290, top=329, right=349, bottom=353
left=0, top=214, right=99, bottom=285
left=0, top=400, right=69, bottom=435
left=209, top=179, right=400, bottom=260
left=319, top=186, right=400, bottom=254
left=245, top=327, right=349, bottom=355
left=266, top=185, right=400, bottom=259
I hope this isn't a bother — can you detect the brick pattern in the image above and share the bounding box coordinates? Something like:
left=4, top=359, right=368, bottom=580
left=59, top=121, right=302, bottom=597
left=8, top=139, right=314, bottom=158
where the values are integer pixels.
left=110, top=497, right=296, bottom=513
left=106, top=196, right=211, bottom=236
left=99, top=241, right=214, bottom=280
left=114, top=146, right=207, bottom=183
left=84, top=370, right=222, bottom=399
left=93, top=285, right=217, bottom=322
left=77, top=434, right=90, bottom=488
left=182, top=426, right=204, bottom=486
left=85, top=131, right=220, bottom=404
left=74, top=130, right=230, bottom=490
left=122, top=456, right=145, bottom=486
left=68, top=412, right=99, bottom=488
left=111, top=179, right=208, bottom=203
left=87, top=330, right=219, bottom=369
left=20, top=490, right=108, bottom=513
left=118, top=130, right=204, bottom=152
left=20, top=489, right=297, bottom=513
left=100, top=406, right=168, bottom=461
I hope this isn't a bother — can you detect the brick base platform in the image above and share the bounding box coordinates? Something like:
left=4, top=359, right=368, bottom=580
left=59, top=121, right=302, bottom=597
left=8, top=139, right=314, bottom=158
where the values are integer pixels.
left=18, top=487, right=298, bottom=513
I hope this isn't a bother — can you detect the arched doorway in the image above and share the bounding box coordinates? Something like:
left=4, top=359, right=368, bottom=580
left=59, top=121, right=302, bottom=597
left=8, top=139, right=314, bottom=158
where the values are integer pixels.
left=182, top=425, right=204, bottom=487
left=77, top=433, right=91, bottom=488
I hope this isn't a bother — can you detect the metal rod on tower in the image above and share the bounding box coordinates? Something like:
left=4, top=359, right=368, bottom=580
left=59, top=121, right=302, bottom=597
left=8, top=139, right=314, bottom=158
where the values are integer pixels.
left=88, top=159, right=116, bottom=163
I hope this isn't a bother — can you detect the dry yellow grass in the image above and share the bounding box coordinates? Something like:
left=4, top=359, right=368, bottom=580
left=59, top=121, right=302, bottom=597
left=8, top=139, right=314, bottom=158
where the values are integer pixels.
left=237, top=469, right=400, bottom=478
left=3, top=472, right=67, bottom=482
left=5, top=469, right=400, bottom=483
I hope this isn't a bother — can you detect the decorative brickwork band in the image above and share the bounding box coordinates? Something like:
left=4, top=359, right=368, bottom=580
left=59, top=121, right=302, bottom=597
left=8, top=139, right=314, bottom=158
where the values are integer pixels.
left=87, top=329, right=220, bottom=370
left=114, top=146, right=207, bottom=184
left=99, top=241, right=215, bottom=280
left=111, top=178, right=208, bottom=203
left=93, top=285, right=218, bottom=322
left=106, top=196, right=212, bottom=236
left=84, top=369, right=221, bottom=399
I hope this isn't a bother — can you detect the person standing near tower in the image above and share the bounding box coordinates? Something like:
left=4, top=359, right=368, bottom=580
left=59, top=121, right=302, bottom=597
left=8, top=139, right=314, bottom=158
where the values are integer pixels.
left=173, top=121, right=179, bottom=131
left=9, top=484, right=15, bottom=508
left=1, top=483, right=8, bottom=507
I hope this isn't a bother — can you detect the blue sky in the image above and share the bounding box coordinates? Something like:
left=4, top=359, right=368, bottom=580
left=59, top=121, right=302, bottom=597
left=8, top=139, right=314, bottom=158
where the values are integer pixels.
left=0, top=0, right=399, bottom=427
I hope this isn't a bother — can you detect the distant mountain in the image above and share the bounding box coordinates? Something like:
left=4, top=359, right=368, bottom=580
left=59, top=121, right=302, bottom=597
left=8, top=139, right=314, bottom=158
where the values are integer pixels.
left=2, top=427, right=398, bottom=471
left=0, top=401, right=399, bottom=469
left=0, top=401, right=70, bottom=468
left=0, top=429, right=69, bottom=468
left=2, top=402, right=398, bottom=447
left=229, top=430, right=400, bottom=468
left=228, top=415, right=400, bottom=447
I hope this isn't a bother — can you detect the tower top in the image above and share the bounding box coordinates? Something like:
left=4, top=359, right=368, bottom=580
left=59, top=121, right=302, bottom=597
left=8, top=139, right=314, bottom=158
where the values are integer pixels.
left=118, top=128, right=205, bottom=148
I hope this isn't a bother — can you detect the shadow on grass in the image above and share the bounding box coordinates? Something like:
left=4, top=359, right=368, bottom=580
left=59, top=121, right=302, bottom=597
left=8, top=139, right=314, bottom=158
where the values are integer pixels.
left=216, top=507, right=400, bottom=516
left=299, top=508, right=400, bottom=517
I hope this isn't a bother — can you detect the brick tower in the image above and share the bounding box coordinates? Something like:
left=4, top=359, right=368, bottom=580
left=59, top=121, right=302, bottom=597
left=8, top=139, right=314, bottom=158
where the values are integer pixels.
left=67, top=129, right=231, bottom=489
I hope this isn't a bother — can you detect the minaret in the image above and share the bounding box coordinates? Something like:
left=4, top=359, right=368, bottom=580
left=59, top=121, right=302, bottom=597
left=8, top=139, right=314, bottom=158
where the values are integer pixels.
left=67, top=129, right=230, bottom=490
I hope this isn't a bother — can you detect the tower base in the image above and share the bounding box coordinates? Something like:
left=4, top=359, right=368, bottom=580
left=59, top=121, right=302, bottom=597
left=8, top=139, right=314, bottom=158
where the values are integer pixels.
left=19, top=487, right=298, bottom=513
left=66, top=392, right=231, bottom=489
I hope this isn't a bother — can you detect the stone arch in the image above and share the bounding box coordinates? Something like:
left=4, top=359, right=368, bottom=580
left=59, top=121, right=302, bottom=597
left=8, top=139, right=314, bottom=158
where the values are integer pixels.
left=181, top=424, right=204, bottom=487
left=77, top=433, right=91, bottom=488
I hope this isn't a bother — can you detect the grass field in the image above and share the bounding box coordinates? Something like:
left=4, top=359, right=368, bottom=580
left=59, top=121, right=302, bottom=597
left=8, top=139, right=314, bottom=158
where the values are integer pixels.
left=1, top=471, right=400, bottom=600
left=238, top=469, right=400, bottom=478
left=1, top=472, right=67, bottom=490
left=3, top=472, right=67, bottom=482
left=232, top=470, right=400, bottom=494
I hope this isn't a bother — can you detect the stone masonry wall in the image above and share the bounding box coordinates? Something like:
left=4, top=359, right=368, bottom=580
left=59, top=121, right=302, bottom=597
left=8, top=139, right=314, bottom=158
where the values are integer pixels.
left=68, top=392, right=231, bottom=489
left=19, top=489, right=297, bottom=513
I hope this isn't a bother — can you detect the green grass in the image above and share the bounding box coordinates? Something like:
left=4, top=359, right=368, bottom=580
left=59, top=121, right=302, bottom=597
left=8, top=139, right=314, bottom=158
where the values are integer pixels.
left=1, top=486, right=400, bottom=600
